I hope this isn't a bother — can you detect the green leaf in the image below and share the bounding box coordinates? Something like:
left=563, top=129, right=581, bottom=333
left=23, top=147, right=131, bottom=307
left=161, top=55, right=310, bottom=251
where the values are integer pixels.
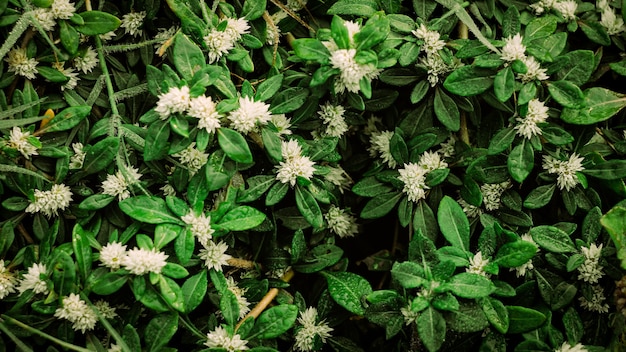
left=507, top=141, right=534, bottom=183
left=579, top=19, right=611, bottom=46
left=265, top=181, right=289, bottom=206
left=322, top=271, right=373, bottom=315
left=434, top=88, right=460, bottom=131
left=119, top=196, right=184, bottom=225
left=494, top=240, right=537, bottom=268
left=262, top=128, right=282, bottom=162
left=181, top=271, right=207, bottom=314
left=145, top=312, right=178, bottom=352
left=524, top=15, right=557, bottom=41
left=82, top=136, right=119, bottom=174
left=583, top=160, right=626, bottom=180
left=542, top=126, right=574, bottom=145
left=443, top=66, right=495, bottom=96
left=295, top=186, right=323, bottom=228
left=255, top=74, right=283, bottom=102
left=217, top=128, right=253, bottom=163
left=144, top=120, right=170, bottom=161
left=437, top=196, right=470, bottom=252
left=51, top=250, right=76, bottom=297
left=494, top=66, right=515, bottom=102
left=331, top=15, right=350, bottom=50
left=554, top=50, right=594, bottom=86
left=561, top=87, right=626, bottom=125
left=390, top=130, right=409, bottom=165
left=293, top=244, right=344, bottom=273
left=352, top=176, right=393, bottom=197
left=488, top=127, right=516, bottom=155
left=328, top=0, right=377, bottom=17
left=360, top=192, right=403, bottom=219
left=523, top=184, right=556, bottom=209
left=217, top=206, right=266, bottom=231
left=444, top=273, right=495, bottom=298
left=502, top=6, right=521, bottom=38
left=175, top=228, right=195, bottom=265
left=159, top=275, right=185, bottom=312
left=72, top=223, right=92, bottom=283
left=562, top=307, right=583, bottom=345
left=79, top=194, right=115, bottom=210
left=249, top=304, right=298, bottom=339
left=59, top=20, right=79, bottom=55
left=355, top=12, right=390, bottom=51
left=91, top=271, right=127, bottom=295
left=123, top=325, right=141, bottom=352
left=413, top=200, right=438, bottom=241
left=601, top=206, right=626, bottom=269
left=548, top=80, right=585, bottom=108
left=292, top=39, right=330, bottom=65
left=391, top=261, right=426, bottom=289
left=417, top=307, right=445, bottom=352
left=173, top=33, right=205, bottom=81
left=238, top=175, right=276, bottom=203
left=506, top=306, right=546, bottom=334
left=480, top=297, right=509, bottom=334
left=220, top=288, right=240, bottom=326
left=530, top=225, right=576, bottom=253
left=242, top=0, right=266, bottom=20
left=76, top=11, right=121, bottom=35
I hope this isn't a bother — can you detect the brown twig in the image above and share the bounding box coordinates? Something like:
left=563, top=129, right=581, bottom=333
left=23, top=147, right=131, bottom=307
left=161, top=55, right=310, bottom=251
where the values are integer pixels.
left=17, top=223, right=34, bottom=244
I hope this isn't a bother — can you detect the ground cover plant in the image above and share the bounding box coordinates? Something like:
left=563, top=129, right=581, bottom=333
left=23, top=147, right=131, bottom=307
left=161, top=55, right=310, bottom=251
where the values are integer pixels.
left=2, top=0, right=626, bottom=351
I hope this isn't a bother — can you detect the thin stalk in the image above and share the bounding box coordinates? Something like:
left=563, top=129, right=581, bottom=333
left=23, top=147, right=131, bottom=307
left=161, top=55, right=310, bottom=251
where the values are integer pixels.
left=458, top=22, right=471, bottom=146
left=179, top=315, right=207, bottom=339
left=1, top=315, right=92, bottom=352
left=0, top=320, right=33, bottom=352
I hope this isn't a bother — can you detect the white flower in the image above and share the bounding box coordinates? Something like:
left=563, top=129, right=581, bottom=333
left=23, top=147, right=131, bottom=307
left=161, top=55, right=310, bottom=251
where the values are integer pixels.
left=50, top=0, right=76, bottom=20
left=25, top=184, right=73, bottom=218
left=74, top=47, right=99, bottom=74
left=226, top=276, right=251, bottom=319
left=5, top=48, right=38, bottom=80
left=515, top=98, right=549, bottom=139
left=99, top=242, right=128, bottom=270
left=154, top=26, right=178, bottom=55
left=344, top=20, right=361, bottom=44
left=53, top=62, right=79, bottom=91
left=287, top=0, right=308, bottom=11
left=363, top=115, right=382, bottom=136
left=368, top=130, right=396, bottom=168
left=93, top=300, right=118, bottom=319
left=555, top=342, right=588, bottom=352
left=199, top=241, right=232, bottom=272
left=69, top=142, right=86, bottom=169
left=530, top=0, right=556, bottom=14
left=554, top=0, right=577, bottom=20
left=228, top=96, right=272, bottom=134
left=457, top=197, right=483, bottom=218
left=579, top=284, right=609, bottom=313
left=517, top=56, right=549, bottom=83
left=160, top=183, right=176, bottom=197
left=398, top=163, right=429, bottom=203
left=17, top=263, right=48, bottom=295
left=600, top=7, right=626, bottom=35
left=400, top=304, right=419, bottom=325
left=120, top=11, right=146, bottom=37
left=466, top=251, right=491, bottom=277
left=412, top=24, right=446, bottom=56
left=329, top=48, right=381, bottom=94
left=54, top=293, right=97, bottom=333
left=155, top=86, right=191, bottom=120
left=266, top=12, right=287, bottom=45
left=501, top=33, right=526, bottom=62
left=205, top=326, right=249, bottom=351
left=438, top=136, right=456, bottom=158
left=7, top=127, right=39, bottom=159
left=481, top=181, right=511, bottom=211
left=101, top=166, right=142, bottom=201
left=325, top=205, right=359, bottom=238
left=225, top=18, right=250, bottom=41
left=318, top=103, right=348, bottom=138
left=542, top=153, right=585, bottom=191
left=420, top=53, right=454, bottom=87
left=188, top=95, right=221, bottom=133
left=419, top=151, right=448, bottom=172
left=182, top=211, right=215, bottom=247
left=512, top=233, right=538, bottom=277
left=121, top=248, right=168, bottom=275
left=578, top=243, right=604, bottom=284
left=270, top=114, right=292, bottom=136
left=324, top=166, right=352, bottom=193
left=108, top=343, right=122, bottom=352
left=33, top=8, right=56, bottom=31
left=294, top=307, right=333, bottom=352
left=275, top=140, right=316, bottom=187
left=174, top=143, right=208, bottom=176
left=99, top=31, right=116, bottom=41
left=204, top=29, right=236, bottom=64
left=0, top=261, right=17, bottom=299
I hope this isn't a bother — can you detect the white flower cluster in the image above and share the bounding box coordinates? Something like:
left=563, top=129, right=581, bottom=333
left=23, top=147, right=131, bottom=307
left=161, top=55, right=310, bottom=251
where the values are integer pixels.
left=205, top=326, right=249, bottom=351
left=597, top=0, right=626, bottom=35
left=174, top=142, right=209, bottom=176
left=275, top=140, right=316, bottom=187
left=73, top=47, right=99, bottom=74
left=400, top=304, right=420, bottom=325
left=52, top=61, right=79, bottom=91
left=579, top=284, right=610, bottom=313
left=481, top=181, right=511, bottom=211
left=577, top=243, right=604, bottom=284
left=5, top=48, right=38, bottom=80
left=228, top=96, right=272, bottom=134
left=31, top=0, right=77, bottom=32
left=54, top=293, right=97, bottom=333
left=25, top=184, right=73, bottom=218
left=500, top=34, right=549, bottom=83
left=99, top=242, right=168, bottom=275
left=204, top=17, right=250, bottom=63
left=155, top=86, right=191, bottom=120
left=70, top=142, right=86, bottom=169
left=466, top=251, right=490, bottom=277
left=7, top=127, right=40, bottom=159
left=530, top=0, right=578, bottom=20
left=120, top=11, right=146, bottom=37
left=457, top=197, right=483, bottom=218
left=0, top=261, right=17, bottom=299
left=188, top=95, right=222, bottom=134
left=515, top=99, right=549, bottom=139
left=398, top=151, right=448, bottom=203
left=226, top=276, right=251, bottom=319
left=412, top=24, right=456, bottom=86
left=324, top=205, right=359, bottom=238
left=324, top=165, right=352, bottom=193
left=17, top=263, right=49, bottom=295
left=181, top=209, right=232, bottom=272
left=101, top=166, right=142, bottom=201
left=318, top=103, right=348, bottom=138
left=555, top=342, right=588, bottom=352
left=294, top=307, right=333, bottom=352
left=542, top=153, right=585, bottom=191
left=369, top=130, right=396, bottom=168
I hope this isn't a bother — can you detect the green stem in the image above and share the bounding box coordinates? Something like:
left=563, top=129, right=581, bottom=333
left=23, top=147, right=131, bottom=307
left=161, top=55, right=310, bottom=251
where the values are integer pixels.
left=180, top=314, right=207, bottom=339
left=80, top=294, right=132, bottom=352
left=0, top=315, right=92, bottom=352
left=0, top=319, right=33, bottom=352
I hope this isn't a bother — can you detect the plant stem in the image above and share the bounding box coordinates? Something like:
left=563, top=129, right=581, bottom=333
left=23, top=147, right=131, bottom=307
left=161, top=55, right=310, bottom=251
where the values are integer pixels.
left=179, top=314, right=207, bottom=339
left=80, top=294, right=132, bottom=352
left=458, top=22, right=471, bottom=146
left=227, top=257, right=258, bottom=269
left=0, top=319, right=33, bottom=352
left=1, top=315, right=93, bottom=352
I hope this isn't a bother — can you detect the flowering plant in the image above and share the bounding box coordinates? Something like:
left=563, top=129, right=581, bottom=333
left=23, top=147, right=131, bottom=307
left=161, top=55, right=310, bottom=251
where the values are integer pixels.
left=1, top=0, right=626, bottom=351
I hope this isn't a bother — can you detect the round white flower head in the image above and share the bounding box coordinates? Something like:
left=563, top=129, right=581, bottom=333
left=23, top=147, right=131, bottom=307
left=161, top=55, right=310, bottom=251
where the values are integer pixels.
left=17, top=263, right=49, bottom=295
left=121, top=247, right=168, bottom=275
left=99, top=31, right=116, bottom=41
left=7, top=126, right=40, bottom=159
left=325, top=165, right=352, bottom=193
left=529, top=0, right=556, bottom=14
left=515, top=98, right=549, bottom=139
left=412, top=24, right=446, bottom=56
left=25, top=183, right=73, bottom=218
left=270, top=114, right=293, bottom=136
left=600, top=6, right=626, bottom=35
left=226, top=276, right=251, bottom=319
left=181, top=211, right=215, bottom=247
left=466, top=251, right=491, bottom=277
left=419, top=151, right=448, bottom=172
left=368, top=130, right=397, bottom=168
left=93, top=300, right=118, bottom=319
left=438, top=135, right=457, bottom=158
left=318, top=103, right=348, bottom=138
left=101, top=166, right=142, bottom=201
left=518, top=56, right=549, bottom=83
left=0, top=261, right=17, bottom=299
left=174, top=142, right=209, bottom=176
left=511, top=233, right=538, bottom=277
left=69, top=142, right=86, bottom=169
left=457, top=197, right=483, bottom=218
left=120, top=11, right=146, bottom=37
left=155, top=86, right=191, bottom=120
left=400, top=304, right=420, bottom=325
left=74, top=47, right=99, bottom=74
left=188, top=95, right=222, bottom=134
left=54, top=293, right=97, bottom=333
left=52, top=62, right=79, bottom=91
left=578, top=243, right=604, bottom=284
left=325, top=205, right=359, bottom=238
left=554, top=0, right=577, bottom=20
left=205, top=326, right=249, bottom=351
left=225, top=18, right=250, bottom=41
left=481, top=181, right=511, bottom=211
left=420, top=53, right=454, bottom=86
left=501, top=33, right=526, bottom=62
left=579, top=284, right=610, bottom=313
left=204, top=29, right=236, bottom=64
left=344, top=20, right=361, bottom=44
left=329, top=48, right=381, bottom=94
left=5, top=48, right=38, bottom=80
left=398, top=163, right=429, bottom=202
left=228, top=96, right=272, bottom=134
left=199, top=241, right=232, bottom=272
left=160, top=183, right=176, bottom=197
left=275, top=140, right=316, bottom=187
left=294, top=307, right=333, bottom=352
left=33, top=8, right=56, bottom=31
left=99, top=242, right=128, bottom=270
left=50, top=0, right=76, bottom=20
left=542, top=153, right=585, bottom=191
left=555, top=342, right=588, bottom=352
